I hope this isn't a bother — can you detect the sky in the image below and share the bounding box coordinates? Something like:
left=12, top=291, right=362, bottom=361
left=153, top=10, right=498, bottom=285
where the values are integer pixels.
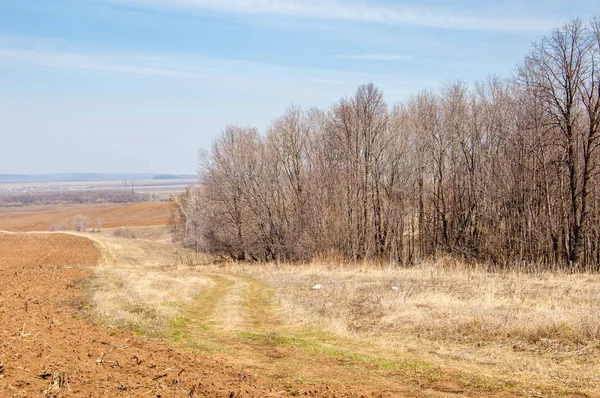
left=0, top=0, right=597, bottom=174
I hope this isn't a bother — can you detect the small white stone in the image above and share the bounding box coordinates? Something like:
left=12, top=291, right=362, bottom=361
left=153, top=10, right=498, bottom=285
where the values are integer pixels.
left=391, top=286, right=399, bottom=291
left=311, top=284, right=324, bottom=290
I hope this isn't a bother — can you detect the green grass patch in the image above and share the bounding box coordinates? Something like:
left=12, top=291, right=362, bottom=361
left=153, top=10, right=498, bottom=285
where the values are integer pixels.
left=236, top=330, right=436, bottom=374
left=171, top=315, right=186, bottom=327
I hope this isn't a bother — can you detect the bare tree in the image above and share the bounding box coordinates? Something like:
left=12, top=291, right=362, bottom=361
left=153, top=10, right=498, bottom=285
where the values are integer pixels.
left=72, top=214, right=90, bottom=232
left=521, top=18, right=597, bottom=269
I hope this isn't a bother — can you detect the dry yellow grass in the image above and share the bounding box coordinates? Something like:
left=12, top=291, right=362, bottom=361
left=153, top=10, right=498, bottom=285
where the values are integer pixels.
left=220, top=258, right=600, bottom=392
left=81, top=225, right=213, bottom=337
left=85, top=267, right=213, bottom=336
left=88, top=226, right=209, bottom=268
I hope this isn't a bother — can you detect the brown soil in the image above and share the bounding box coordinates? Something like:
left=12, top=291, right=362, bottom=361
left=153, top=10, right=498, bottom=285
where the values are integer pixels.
left=0, top=202, right=172, bottom=232
left=0, top=233, right=100, bottom=267
left=0, top=232, right=407, bottom=397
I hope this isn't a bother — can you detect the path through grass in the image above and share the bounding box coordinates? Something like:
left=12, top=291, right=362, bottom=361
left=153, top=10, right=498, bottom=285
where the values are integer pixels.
left=170, top=272, right=581, bottom=397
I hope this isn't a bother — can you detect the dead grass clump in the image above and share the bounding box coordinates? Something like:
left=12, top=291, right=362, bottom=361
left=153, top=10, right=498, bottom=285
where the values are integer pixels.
left=111, top=225, right=171, bottom=241
left=112, top=228, right=137, bottom=239
left=175, top=252, right=213, bottom=267
left=84, top=267, right=213, bottom=336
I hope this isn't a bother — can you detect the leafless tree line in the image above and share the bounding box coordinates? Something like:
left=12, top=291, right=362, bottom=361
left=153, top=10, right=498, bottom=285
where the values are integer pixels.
left=173, top=17, right=600, bottom=271
left=0, top=190, right=153, bottom=207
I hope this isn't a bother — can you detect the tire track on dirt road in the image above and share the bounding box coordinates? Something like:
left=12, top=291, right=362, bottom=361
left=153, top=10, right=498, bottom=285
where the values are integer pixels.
left=181, top=273, right=270, bottom=333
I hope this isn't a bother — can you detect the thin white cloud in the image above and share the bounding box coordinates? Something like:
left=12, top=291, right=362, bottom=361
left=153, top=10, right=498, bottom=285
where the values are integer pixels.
left=0, top=46, right=278, bottom=80
left=0, top=42, right=404, bottom=87
left=336, top=53, right=414, bottom=61
left=101, top=0, right=559, bottom=32
left=0, top=48, right=184, bottom=76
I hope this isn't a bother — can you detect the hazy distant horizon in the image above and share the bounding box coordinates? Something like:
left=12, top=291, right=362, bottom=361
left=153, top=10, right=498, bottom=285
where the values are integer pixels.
left=0, top=172, right=197, bottom=184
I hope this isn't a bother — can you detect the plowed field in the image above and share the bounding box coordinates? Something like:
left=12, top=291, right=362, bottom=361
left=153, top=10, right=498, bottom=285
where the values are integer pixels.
left=0, top=202, right=172, bottom=232
left=0, top=233, right=100, bottom=267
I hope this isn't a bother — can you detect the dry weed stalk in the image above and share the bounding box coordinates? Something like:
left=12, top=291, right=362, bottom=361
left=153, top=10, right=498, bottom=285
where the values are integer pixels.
left=18, top=324, right=39, bottom=342
left=42, top=370, right=69, bottom=396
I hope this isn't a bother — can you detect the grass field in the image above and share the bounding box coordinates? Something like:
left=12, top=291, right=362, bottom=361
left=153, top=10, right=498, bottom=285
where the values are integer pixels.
left=229, top=260, right=600, bottom=392
left=0, top=202, right=172, bottom=232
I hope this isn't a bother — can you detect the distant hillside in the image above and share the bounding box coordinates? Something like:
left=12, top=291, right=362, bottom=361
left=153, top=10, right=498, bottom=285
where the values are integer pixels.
left=0, top=173, right=196, bottom=184
left=152, top=174, right=197, bottom=180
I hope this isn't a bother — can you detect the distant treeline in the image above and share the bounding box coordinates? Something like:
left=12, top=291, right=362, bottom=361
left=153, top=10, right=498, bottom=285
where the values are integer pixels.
left=0, top=190, right=154, bottom=207
left=153, top=174, right=196, bottom=180
left=173, top=17, right=600, bottom=271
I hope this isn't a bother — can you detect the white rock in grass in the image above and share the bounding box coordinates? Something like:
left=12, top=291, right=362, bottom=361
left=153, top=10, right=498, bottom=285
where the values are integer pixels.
left=311, top=284, right=324, bottom=290
left=391, top=286, right=400, bottom=291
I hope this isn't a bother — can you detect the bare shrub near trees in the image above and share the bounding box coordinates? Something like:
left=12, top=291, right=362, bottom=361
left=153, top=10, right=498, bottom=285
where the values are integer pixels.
left=170, top=185, right=204, bottom=253
left=49, top=220, right=68, bottom=232
left=173, top=17, right=600, bottom=271
left=72, top=214, right=90, bottom=232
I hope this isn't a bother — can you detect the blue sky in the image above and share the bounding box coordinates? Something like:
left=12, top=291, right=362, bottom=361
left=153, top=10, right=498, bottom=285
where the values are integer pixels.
left=0, top=0, right=597, bottom=174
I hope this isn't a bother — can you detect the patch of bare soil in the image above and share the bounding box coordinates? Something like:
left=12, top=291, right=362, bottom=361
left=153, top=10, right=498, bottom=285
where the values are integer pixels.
left=0, top=233, right=409, bottom=397
left=0, top=233, right=100, bottom=267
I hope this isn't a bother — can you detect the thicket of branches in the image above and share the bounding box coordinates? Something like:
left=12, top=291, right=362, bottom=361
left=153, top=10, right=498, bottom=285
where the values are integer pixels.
left=174, top=17, right=600, bottom=271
